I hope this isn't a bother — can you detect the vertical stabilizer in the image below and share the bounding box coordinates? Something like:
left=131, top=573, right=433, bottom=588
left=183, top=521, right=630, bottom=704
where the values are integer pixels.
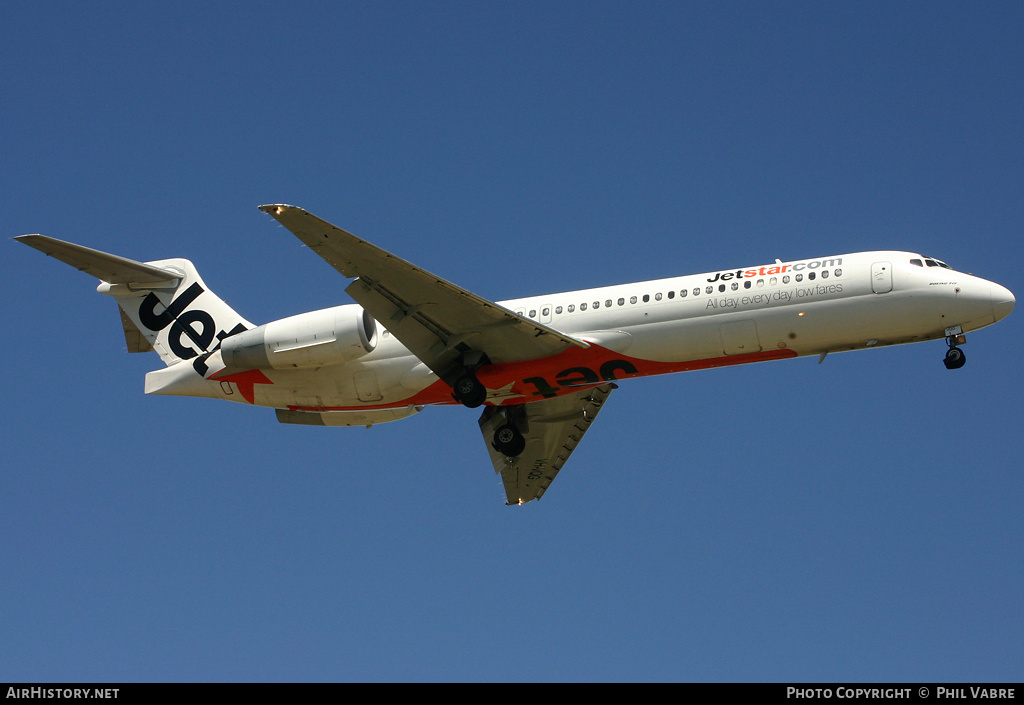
left=100, top=257, right=253, bottom=371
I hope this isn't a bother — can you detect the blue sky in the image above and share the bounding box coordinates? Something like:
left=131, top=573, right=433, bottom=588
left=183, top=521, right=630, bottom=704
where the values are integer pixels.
left=3, top=2, right=1022, bottom=682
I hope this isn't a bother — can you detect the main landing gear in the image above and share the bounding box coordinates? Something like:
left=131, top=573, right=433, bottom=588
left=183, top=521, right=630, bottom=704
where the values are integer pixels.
left=452, top=373, right=487, bottom=408
left=943, top=331, right=967, bottom=370
left=492, top=423, right=526, bottom=457
left=450, top=351, right=492, bottom=408
left=480, top=405, right=528, bottom=459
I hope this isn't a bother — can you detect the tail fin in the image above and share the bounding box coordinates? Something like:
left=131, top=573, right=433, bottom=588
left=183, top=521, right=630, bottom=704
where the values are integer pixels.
left=16, top=235, right=253, bottom=373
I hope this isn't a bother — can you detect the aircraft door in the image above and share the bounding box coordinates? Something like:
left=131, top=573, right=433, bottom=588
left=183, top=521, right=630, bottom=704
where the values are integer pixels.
left=540, top=303, right=553, bottom=324
left=720, top=319, right=762, bottom=355
left=871, top=262, right=892, bottom=294
left=354, top=370, right=384, bottom=401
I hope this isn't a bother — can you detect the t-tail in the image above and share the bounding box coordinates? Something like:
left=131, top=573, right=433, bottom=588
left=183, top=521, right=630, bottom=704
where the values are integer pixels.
left=15, top=235, right=252, bottom=391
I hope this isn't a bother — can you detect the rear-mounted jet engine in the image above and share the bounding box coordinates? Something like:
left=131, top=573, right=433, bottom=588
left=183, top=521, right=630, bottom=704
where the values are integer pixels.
left=222, top=306, right=377, bottom=370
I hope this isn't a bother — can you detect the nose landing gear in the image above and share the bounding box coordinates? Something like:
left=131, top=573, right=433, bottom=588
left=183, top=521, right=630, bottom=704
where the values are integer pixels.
left=943, top=329, right=967, bottom=370
left=944, top=346, right=966, bottom=370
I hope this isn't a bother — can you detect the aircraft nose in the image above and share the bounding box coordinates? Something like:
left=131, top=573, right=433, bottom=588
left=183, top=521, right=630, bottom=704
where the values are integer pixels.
left=992, top=283, right=1015, bottom=322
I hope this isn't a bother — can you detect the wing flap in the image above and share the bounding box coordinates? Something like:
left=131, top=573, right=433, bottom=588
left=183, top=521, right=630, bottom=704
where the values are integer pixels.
left=276, top=406, right=423, bottom=427
left=479, top=383, right=615, bottom=505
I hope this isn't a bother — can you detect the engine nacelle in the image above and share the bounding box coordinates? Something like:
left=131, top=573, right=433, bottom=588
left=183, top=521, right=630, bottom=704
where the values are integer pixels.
left=221, top=306, right=377, bottom=370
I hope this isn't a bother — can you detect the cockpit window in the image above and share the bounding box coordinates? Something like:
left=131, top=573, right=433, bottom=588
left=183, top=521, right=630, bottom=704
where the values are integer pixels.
left=913, top=256, right=953, bottom=270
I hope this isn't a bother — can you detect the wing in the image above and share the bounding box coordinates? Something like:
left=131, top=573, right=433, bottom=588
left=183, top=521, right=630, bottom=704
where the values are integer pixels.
left=259, top=205, right=588, bottom=386
left=479, top=383, right=616, bottom=505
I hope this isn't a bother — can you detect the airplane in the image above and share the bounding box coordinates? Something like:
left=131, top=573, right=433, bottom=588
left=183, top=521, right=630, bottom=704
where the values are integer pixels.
left=16, top=205, right=1015, bottom=505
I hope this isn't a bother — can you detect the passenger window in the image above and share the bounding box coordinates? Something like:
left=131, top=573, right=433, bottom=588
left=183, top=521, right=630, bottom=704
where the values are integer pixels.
left=834, top=269, right=842, bottom=277
left=705, top=286, right=713, bottom=294
left=618, top=298, right=625, bottom=306
left=654, top=293, right=662, bottom=301
left=580, top=303, right=587, bottom=311
left=542, top=307, right=550, bottom=316
left=795, top=274, right=803, bottom=282
left=744, top=280, right=752, bottom=289
left=719, top=284, right=726, bottom=292
left=630, top=296, right=637, bottom=304
left=694, top=288, right=701, bottom=296
left=568, top=305, right=575, bottom=313
left=643, top=295, right=650, bottom=303
left=821, top=270, right=828, bottom=279
left=756, top=279, right=764, bottom=287
left=680, top=289, right=687, bottom=298
left=529, top=309, right=536, bottom=317
left=555, top=306, right=562, bottom=314
left=769, top=277, right=777, bottom=285
left=667, top=291, right=675, bottom=299
left=593, top=301, right=600, bottom=309
left=783, top=275, right=790, bottom=284
left=730, top=282, right=738, bottom=291
left=808, top=272, right=816, bottom=281
left=605, top=299, right=612, bottom=307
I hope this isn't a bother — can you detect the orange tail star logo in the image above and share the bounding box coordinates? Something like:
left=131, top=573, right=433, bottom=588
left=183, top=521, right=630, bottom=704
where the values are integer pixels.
left=211, top=369, right=273, bottom=404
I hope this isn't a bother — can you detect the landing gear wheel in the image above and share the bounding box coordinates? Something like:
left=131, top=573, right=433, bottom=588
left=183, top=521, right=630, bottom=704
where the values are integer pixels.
left=943, top=346, right=966, bottom=370
left=452, top=374, right=487, bottom=408
left=492, top=424, right=526, bottom=457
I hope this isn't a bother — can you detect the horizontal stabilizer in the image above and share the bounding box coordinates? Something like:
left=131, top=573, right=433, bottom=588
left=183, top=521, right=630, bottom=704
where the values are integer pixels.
left=15, top=234, right=180, bottom=284
left=19, top=234, right=253, bottom=369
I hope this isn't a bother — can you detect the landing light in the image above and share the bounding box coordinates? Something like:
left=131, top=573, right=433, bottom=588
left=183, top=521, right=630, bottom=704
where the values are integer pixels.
left=798, top=311, right=806, bottom=317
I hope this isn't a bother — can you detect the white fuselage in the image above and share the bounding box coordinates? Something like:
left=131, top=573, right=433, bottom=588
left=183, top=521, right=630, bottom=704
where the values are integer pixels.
left=146, top=250, right=1014, bottom=412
